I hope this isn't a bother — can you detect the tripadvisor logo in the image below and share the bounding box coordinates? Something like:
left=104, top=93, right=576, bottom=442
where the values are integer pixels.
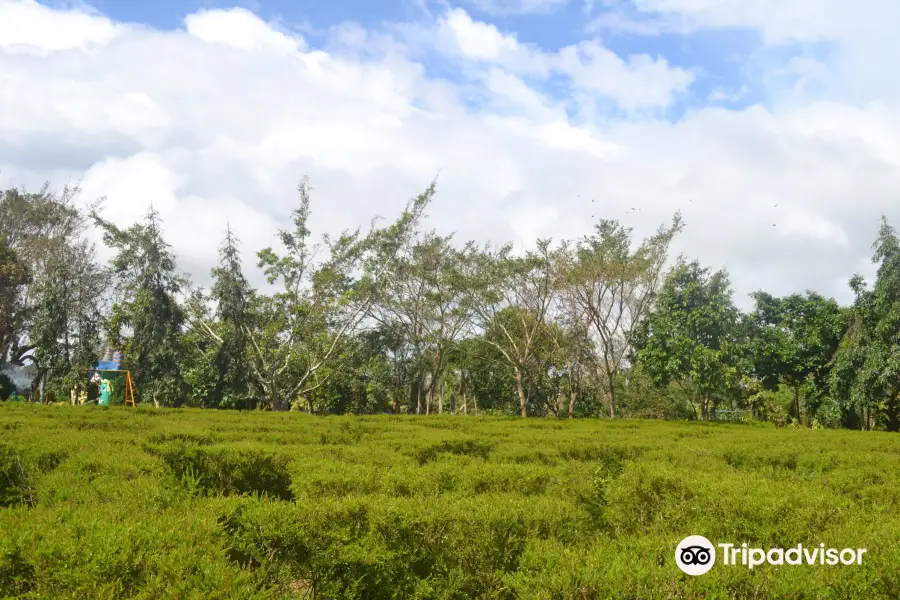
left=676, top=536, right=716, bottom=575
left=675, top=536, right=867, bottom=576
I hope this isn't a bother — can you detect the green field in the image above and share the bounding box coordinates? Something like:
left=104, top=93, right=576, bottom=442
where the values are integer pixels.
left=2, top=405, right=899, bottom=599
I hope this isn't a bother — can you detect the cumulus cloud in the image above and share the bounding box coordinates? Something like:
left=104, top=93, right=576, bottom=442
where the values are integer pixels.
left=0, top=0, right=898, bottom=309
left=183, top=7, right=306, bottom=53
left=593, top=0, right=900, bottom=104
left=434, top=8, right=693, bottom=110
left=0, top=0, right=120, bottom=52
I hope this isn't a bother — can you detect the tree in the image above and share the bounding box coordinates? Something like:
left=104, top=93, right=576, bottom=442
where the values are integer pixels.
left=189, top=226, right=255, bottom=409
left=244, top=178, right=433, bottom=411
left=375, top=232, right=470, bottom=414
left=748, top=291, right=846, bottom=425
left=1, top=186, right=104, bottom=401
left=354, top=323, right=413, bottom=414
left=0, top=233, right=29, bottom=367
left=551, top=291, right=593, bottom=418
left=452, top=334, right=511, bottom=414
left=631, top=259, right=743, bottom=420
left=461, top=239, right=565, bottom=418
left=567, top=215, right=682, bottom=418
left=830, top=217, right=900, bottom=431
left=93, top=207, right=187, bottom=407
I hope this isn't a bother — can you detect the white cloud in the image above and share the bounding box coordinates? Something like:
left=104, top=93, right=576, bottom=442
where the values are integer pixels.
left=586, top=9, right=695, bottom=36
left=442, top=8, right=519, bottom=60
left=184, top=7, right=306, bottom=53
left=466, top=0, right=571, bottom=16
left=0, top=0, right=120, bottom=52
left=556, top=41, right=695, bottom=111
left=595, top=0, right=900, bottom=105
left=435, top=8, right=693, bottom=110
left=0, top=0, right=898, bottom=310
left=434, top=8, right=553, bottom=76
left=622, top=0, right=898, bottom=44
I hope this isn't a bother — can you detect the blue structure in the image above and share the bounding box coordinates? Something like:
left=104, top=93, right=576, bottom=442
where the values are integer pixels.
left=88, top=348, right=135, bottom=407
left=94, top=349, right=122, bottom=372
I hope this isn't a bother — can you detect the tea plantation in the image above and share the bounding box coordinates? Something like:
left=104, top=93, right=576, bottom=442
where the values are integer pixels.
left=1, top=404, right=899, bottom=599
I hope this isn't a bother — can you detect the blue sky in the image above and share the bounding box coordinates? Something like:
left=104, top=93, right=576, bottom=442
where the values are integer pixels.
left=66, top=0, right=784, bottom=117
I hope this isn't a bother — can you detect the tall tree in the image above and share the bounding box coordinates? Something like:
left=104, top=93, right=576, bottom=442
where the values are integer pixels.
left=552, top=288, right=593, bottom=418
left=748, top=291, right=846, bottom=425
left=0, top=186, right=104, bottom=400
left=461, top=239, right=565, bottom=418
left=830, top=217, right=900, bottom=431
left=93, top=207, right=187, bottom=407
left=567, top=215, right=682, bottom=418
left=190, top=226, right=255, bottom=408
left=631, top=259, right=743, bottom=420
left=0, top=233, right=29, bottom=367
left=376, top=232, right=470, bottom=414
left=245, top=178, right=433, bottom=411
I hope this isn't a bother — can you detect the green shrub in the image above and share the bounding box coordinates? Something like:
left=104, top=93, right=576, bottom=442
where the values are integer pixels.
left=148, top=441, right=294, bottom=500
left=1, top=403, right=898, bottom=598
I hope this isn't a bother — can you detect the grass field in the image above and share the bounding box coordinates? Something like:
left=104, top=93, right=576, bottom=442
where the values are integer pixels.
left=1, top=404, right=899, bottom=599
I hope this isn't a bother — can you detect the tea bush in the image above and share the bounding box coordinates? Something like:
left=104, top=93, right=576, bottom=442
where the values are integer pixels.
left=1, top=403, right=899, bottom=598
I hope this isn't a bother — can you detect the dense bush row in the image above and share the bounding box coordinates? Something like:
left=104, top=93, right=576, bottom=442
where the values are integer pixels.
left=2, top=404, right=899, bottom=598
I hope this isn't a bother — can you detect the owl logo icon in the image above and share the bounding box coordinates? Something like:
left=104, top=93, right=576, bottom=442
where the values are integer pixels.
left=676, top=536, right=716, bottom=575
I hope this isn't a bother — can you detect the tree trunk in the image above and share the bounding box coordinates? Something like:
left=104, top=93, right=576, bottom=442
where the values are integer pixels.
left=793, top=385, right=801, bottom=425
left=514, top=367, right=527, bottom=418
left=439, top=380, right=444, bottom=414
left=569, top=387, right=577, bottom=419
left=607, top=371, right=616, bottom=419
left=885, top=392, right=900, bottom=432
left=414, top=379, right=422, bottom=414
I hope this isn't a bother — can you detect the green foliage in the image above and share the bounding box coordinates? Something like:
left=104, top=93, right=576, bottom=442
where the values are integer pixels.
left=830, top=218, right=900, bottom=430
left=632, top=259, right=744, bottom=419
left=146, top=441, right=294, bottom=500
left=568, top=214, right=683, bottom=418
left=0, top=372, right=14, bottom=400
left=5, top=181, right=900, bottom=434
left=0, top=232, right=30, bottom=367
left=247, top=179, right=434, bottom=411
left=3, top=404, right=900, bottom=598
left=0, top=443, right=32, bottom=507
left=210, top=226, right=255, bottom=409
left=748, top=290, right=847, bottom=424
left=92, top=207, right=187, bottom=407
left=1, top=185, right=104, bottom=400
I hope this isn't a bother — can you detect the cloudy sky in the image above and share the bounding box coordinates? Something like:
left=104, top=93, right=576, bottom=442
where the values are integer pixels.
left=1, top=0, right=899, bottom=308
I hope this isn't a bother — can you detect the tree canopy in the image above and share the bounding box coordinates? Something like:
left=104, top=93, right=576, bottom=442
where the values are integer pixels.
left=3, top=180, right=899, bottom=431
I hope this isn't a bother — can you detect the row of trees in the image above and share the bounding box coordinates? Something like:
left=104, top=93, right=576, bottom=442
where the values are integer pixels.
left=2, top=182, right=899, bottom=429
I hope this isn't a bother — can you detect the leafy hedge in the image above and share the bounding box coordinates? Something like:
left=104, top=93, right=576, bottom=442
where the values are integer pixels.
left=1, top=404, right=899, bottom=598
